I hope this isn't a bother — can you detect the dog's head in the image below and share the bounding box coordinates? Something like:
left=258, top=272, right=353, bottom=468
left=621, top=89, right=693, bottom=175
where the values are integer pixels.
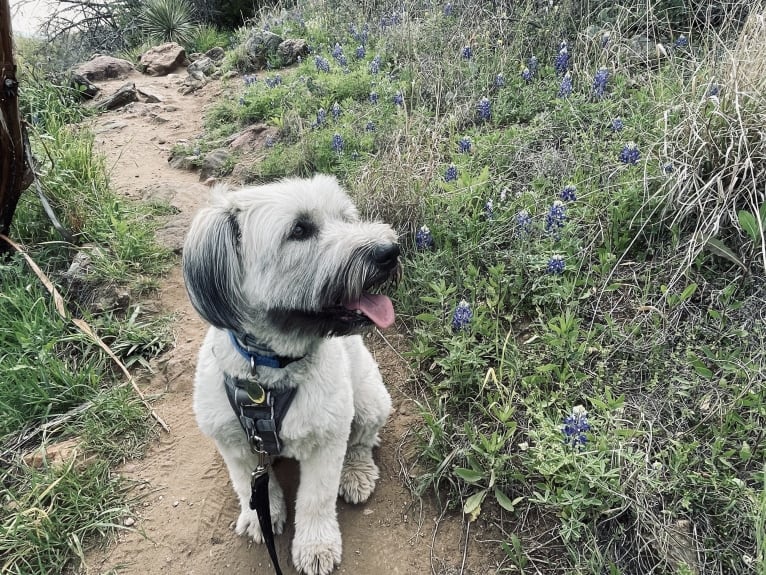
left=182, top=175, right=399, bottom=346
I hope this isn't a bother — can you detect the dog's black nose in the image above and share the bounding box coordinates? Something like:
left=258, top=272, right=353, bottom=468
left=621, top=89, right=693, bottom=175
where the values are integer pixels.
left=372, top=243, right=400, bottom=270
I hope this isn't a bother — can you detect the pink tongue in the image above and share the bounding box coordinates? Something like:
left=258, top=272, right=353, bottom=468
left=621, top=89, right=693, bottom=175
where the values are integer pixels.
left=345, top=293, right=395, bottom=329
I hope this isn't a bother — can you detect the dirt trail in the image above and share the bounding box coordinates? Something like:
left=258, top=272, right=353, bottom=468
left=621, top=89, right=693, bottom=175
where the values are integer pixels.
left=81, top=71, right=498, bottom=575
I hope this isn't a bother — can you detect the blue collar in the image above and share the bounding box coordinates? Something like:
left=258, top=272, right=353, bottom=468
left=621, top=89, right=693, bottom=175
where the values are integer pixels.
left=228, top=331, right=305, bottom=370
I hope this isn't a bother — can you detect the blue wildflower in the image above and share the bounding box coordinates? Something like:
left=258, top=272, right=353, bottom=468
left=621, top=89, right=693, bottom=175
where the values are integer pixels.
left=369, top=91, right=379, bottom=104
left=554, top=46, right=570, bottom=75
left=494, top=73, right=505, bottom=88
left=415, top=225, right=434, bottom=250
left=619, top=142, right=640, bottom=165
left=365, top=121, right=376, bottom=132
left=547, top=254, right=566, bottom=274
left=461, top=45, right=473, bottom=60
left=592, top=67, right=609, bottom=99
left=458, top=136, right=472, bottom=153
left=560, top=184, right=577, bottom=202
left=243, top=74, right=257, bottom=86
left=265, top=136, right=275, bottom=148
left=527, top=55, right=539, bottom=76
left=337, top=54, right=348, bottom=68
left=601, top=31, right=611, bottom=48
left=558, top=71, right=573, bottom=98
left=331, top=43, right=343, bottom=60
left=332, top=102, right=342, bottom=121
left=500, top=188, right=508, bottom=202
left=316, top=108, right=327, bottom=126
left=674, top=35, right=688, bottom=49
left=708, top=83, right=720, bottom=97
left=477, top=97, right=491, bottom=121
left=355, top=45, right=365, bottom=59
left=451, top=299, right=473, bottom=331
left=443, top=3, right=453, bottom=16
left=315, top=56, right=330, bottom=72
left=662, top=162, right=674, bottom=174
left=370, top=55, right=381, bottom=74
left=563, top=405, right=591, bottom=448
left=545, top=200, right=567, bottom=234
left=611, top=117, right=624, bottom=132
left=238, top=97, right=245, bottom=106
left=444, top=163, right=458, bottom=182
left=331, top=133, right=344, bottom=153
left=521, top=67, right=532, bottom=82
left=393, top=91, right=404, bottom=107
left=515, top=209, right=531, bottom=232
left=484, top=199, right=494, bottom=220
left=264, top=75, right=282, bottom=88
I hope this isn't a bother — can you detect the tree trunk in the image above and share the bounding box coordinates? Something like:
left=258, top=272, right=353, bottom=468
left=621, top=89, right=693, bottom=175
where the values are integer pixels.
left=0, top=0, right=28, bottom=250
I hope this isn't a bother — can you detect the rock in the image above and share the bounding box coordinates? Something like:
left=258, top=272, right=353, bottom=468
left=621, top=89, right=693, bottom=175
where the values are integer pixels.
left=278, top=38, right=309, bottom=66
left=73, top=55, right=134, bottom=81
left=168, top=151, right=200, bottom=170
left=137, top=88, right=162, bottom=103
left=70, top=73, right=100, bottom=99
left=227, top=123, right=271, bottom=150
left=124, top=517, right=136, bottom=527
left=188, top=56, right=216, bottom=76
left=140, top=42, right=187, bottom=76
left=222, top=70, right=239, bottom=80
left=95, top=82, right=138, bottom=111
left=23, top=438, right=95, bottom=469
left=200, top=148, right=232, bottom=178
left=242, top=29, right=283, bottom=71
left=205, top=46, right=226, bottom=62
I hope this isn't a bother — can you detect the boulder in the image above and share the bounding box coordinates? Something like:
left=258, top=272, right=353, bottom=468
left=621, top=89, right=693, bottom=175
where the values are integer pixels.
left=188, top=56, right=216, bottom=76
left=140, top=42, right=187, bottom=76
left=200, top=148, right=232, bottom=178
left=205, top=46, right=226, bottom=62
left=243, top=30, right=283, bottom=70
left=73, top=55, right=134, bottom=81
left=278, top=38, right=309, bottom=66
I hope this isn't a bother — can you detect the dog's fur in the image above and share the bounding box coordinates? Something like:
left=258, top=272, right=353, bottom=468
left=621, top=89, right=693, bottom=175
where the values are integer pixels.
left=182, top=175, right=398, bottom=575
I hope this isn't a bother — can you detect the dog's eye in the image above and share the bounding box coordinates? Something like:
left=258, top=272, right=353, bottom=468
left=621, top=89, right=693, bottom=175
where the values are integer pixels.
left=289, top=221, right=314, bottom=241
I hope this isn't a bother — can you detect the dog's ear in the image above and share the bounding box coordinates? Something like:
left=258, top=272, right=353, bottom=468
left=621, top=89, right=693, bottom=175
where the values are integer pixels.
left=182, top=202, right=246, bottom=332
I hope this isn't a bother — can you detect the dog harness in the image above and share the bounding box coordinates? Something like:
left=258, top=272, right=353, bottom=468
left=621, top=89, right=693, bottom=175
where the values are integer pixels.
left=224, top=332, right=304, bottom=575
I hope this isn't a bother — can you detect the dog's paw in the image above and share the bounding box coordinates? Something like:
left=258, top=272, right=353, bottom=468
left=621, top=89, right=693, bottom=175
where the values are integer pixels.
left=292, top=537, right=342, bottom=575
left=339, top=452, right=379, bottom=504
left=233, top=502, right=286, bottom=543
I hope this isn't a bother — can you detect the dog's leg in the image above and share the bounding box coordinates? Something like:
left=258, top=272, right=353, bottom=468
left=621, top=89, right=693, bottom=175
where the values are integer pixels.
left=216, top=441, right=286, bottom=542
left=339, top=347, right=392, bottom=504
left=291, top=445, right=345, bottom=575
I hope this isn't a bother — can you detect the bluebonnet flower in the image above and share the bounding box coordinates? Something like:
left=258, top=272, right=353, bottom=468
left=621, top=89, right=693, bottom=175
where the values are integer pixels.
left=592, top=67, right=608, bottom=99
left=547, top=254, right=566, bottom=274
left=560, top=184, right=577, bottom=202
left=243, top=74, right=257, bottom=86
left=332, top=101, right=342, bottom=121
left=355, top=45, right=365, bottom=59
left=458, top=136, right=472, bottom=153
left=393, top=91, right=404, bottom=107
left=370, top=55, right=381, bottom=74
left=484, top=199, right=494, bottom=220
left=495, top=73, right=505, bottom=87
left=674, top=35, right=688, bottom=49
left=264, top=74, right=282, bottom=88
left=611, top=117, right=624, bottom=132
left=601, top=31, right=611, bottom=48
left=527, top=55, right=539, bottom=76
left=515, top=209, right=531, bottom=232
left=315, top=56, right=330, bottom=72
left=369, top=91, right=379, bottom=104
left=500, top=188, right=508, bottom=202
left=415, top=225, right=434, bottom=250
left=461, top=45, right=473, bottom=60
left=337, top=54, right=348, bottom=68
left=316, top=108, right=327, bottom=126
left=365, top=121, right=376, bottom=132
left=521, top=67, right=532, bottom=82
left=239, top=97, right=246, bottom=106
left=554, top=46, right=570, bottom=75
left=444, top=163, right=458, bottom=182
left=558, top=71, right=573, bottom=98
left=563, top=405, right=591, bottom=448
left=545, top=200, right=567, bottom=234
left=331, top=43, right=343, bottom=60
left=477, top=97, right=491, bottom=121
left=662, top=162, right=674, bottom=174
left=443, top=3, right=453, bottom=16
left=451, top=299, right=473, bottom=331
left=708, top=83, right=720, bottom=97
left=619, top=142, right=640, bottom=165
left=265, top=136, right=275, bottom=148
left=331, top=133, right=344, bottom=152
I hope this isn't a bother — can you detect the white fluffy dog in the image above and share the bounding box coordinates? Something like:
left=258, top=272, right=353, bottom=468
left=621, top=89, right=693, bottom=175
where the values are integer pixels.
left=182, top=175, right=398, bottom=575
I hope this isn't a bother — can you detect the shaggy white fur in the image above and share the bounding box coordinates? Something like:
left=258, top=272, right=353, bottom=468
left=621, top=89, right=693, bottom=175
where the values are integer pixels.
left=183, top=175, right=397, bottom=575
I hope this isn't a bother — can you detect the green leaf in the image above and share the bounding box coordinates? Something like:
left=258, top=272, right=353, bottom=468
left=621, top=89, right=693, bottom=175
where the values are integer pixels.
left=738, top=210, right=759, bottom=242
left=704, top=238, right=748, bottom=272
left=494, top=488, right=523, bottom=512
left=679, top=283, right=698, bottom=302
left=454, top=467, right=484, bottom=484
left=415, top=313, right=438, bottom=323
left=463, top=489, right=487, bottom=521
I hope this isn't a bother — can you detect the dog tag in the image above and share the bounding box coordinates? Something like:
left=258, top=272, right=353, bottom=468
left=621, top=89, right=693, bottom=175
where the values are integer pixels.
left=242, top=377, right=267, bottom=404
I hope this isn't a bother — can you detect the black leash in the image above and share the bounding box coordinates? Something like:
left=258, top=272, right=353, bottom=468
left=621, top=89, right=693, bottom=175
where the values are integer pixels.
left=251, top=452, right=282, bottom=575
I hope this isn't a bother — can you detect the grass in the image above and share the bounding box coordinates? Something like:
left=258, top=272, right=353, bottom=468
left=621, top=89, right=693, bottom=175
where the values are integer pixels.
left=201, top=1, right=766, bottom=573
left=1, top=41, right=173, bottom=573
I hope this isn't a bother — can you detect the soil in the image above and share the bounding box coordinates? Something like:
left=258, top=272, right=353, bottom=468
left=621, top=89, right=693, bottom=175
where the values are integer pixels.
left=79, top=70, right=502, bottom=575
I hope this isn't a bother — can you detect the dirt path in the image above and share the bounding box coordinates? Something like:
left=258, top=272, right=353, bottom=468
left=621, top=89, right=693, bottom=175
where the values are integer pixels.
left=80, top=70, right=498, bottom=575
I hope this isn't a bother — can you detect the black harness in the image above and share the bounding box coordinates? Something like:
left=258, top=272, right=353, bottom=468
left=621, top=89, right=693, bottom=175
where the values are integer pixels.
left=224, top=332, right=304, bottom=575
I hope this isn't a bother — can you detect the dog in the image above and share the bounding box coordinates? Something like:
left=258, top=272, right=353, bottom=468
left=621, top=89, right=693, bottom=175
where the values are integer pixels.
left=182, top=175, right=399, bottom=575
